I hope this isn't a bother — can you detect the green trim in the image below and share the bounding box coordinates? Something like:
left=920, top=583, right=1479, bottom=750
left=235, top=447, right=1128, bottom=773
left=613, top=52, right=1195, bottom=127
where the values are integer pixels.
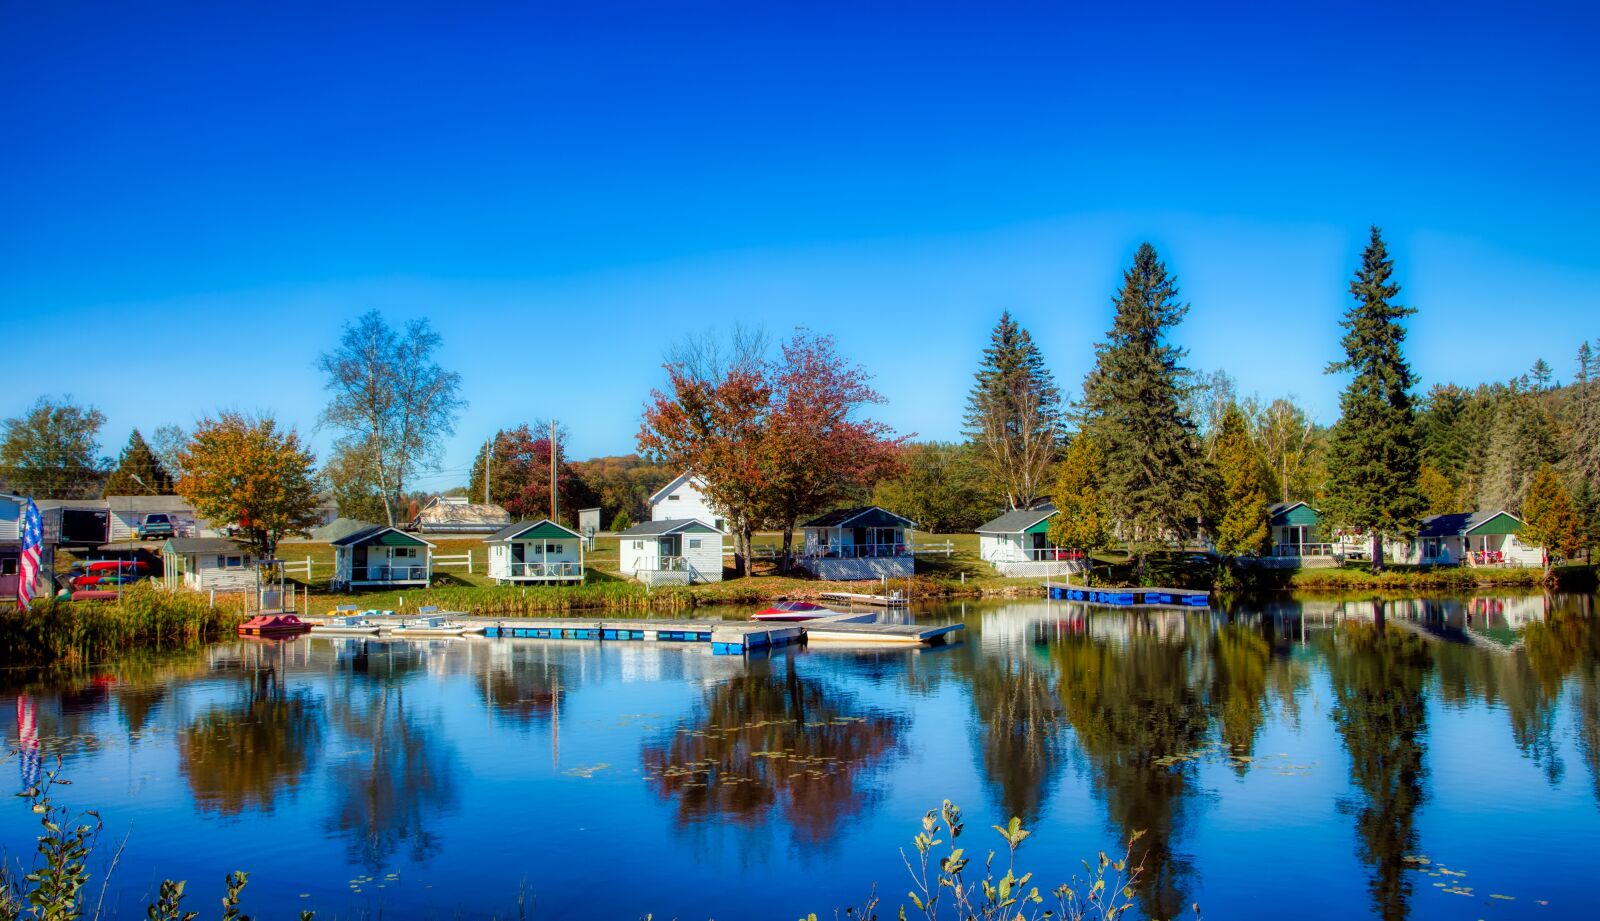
left=1024, top=516, right=1054, bottom=535
left=370, top=530, right=429, bottom=548
left=1465, top=512, right=1522, bottom=536
left=511, top=521, right=580, bottom=540
left=1272, top=504, right=1320, bottom=527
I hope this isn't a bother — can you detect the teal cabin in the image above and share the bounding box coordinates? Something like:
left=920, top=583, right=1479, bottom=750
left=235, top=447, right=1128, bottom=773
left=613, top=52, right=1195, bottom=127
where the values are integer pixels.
left=485, top=519, right=586, bottom=584
left=1268, top=501, right=1327, bottom=559
left=330, top=525, right=434, bottom=590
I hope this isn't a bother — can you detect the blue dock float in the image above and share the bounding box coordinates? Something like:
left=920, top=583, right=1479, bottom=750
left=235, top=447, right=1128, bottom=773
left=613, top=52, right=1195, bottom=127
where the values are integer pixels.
left=472, top=614, right=959, bottom=654
left=1043, top=582, right=1211, bottom=608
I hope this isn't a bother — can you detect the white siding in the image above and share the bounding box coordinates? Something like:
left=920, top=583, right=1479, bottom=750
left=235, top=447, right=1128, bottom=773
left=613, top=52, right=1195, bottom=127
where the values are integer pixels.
left=650, top=476, right=724, bottom=529
left=681, top=532, right=723, bottom=583
left=619, top=538, right=657, bottom=577
left=177, top=552, right=257, bottom=592
left=0, top=496, right=19, bottom=543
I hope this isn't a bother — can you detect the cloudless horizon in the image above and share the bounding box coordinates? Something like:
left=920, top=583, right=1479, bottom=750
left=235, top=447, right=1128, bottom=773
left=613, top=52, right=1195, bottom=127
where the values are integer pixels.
left=4, top=1, right=1597, bottom=490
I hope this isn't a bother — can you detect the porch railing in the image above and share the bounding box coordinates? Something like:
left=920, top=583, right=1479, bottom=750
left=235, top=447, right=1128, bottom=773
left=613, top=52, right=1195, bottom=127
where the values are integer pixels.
left=510, top=561, right=584, bottom=578
left=361, top=564, right=429, bottom=581
left=1272, top=543, right=1335, bottom=558
left=803, top=543, right=909, bottom=559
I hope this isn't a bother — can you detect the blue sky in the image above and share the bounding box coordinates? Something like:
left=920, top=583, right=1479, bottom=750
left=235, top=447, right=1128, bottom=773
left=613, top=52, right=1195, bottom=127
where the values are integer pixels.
left=3, top=1, right=1596, bottom=490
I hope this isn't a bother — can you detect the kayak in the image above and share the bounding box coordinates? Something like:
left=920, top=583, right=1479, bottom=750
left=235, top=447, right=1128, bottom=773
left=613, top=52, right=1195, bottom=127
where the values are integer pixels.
left=751, top=601, right=835, bottom=622
left=238, top=614, right=312, bottom=637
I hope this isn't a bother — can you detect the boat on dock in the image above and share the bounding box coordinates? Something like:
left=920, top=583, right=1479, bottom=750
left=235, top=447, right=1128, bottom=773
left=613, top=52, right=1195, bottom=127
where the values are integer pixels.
left=238, top=614, right=311, bottom=638
left=1042, top=581, right=1210, bottom=608
left=389, top=614, right=481, bottom=637
left=751, top=601, right=835, bottom=622
left=311, top=614, right=385, bottom=635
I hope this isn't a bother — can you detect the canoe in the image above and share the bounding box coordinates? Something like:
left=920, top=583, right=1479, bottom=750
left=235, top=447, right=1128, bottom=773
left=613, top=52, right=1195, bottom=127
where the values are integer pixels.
left=238, top=614, right=311, bottom=637
left=751, top=601, right=835, bottom=622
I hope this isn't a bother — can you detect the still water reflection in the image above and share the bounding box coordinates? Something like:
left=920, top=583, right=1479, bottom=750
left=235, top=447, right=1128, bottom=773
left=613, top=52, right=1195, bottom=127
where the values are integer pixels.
left=4, top=593, right=1599, bottom=920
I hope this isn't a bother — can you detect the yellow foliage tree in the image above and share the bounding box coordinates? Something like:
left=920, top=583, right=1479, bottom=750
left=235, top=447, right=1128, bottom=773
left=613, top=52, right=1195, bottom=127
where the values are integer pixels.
left=1416, top=463, right=1458, bottom=516
left=1046, top=435, right=1113, bottom=578
left=1213, top=404, right=1270, bottom=557
left=176, top=412, right=322, bottom=557
left=1521, top=464, right=1583, bottom=570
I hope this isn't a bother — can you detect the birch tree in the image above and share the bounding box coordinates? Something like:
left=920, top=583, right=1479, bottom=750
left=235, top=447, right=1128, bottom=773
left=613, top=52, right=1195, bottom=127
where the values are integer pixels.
left=317, top=311, right=465, bottom=527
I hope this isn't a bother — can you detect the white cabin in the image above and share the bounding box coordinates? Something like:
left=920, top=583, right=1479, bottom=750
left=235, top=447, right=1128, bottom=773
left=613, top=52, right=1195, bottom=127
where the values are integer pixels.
left=799, top=506, right=915, bottom=580
left=330, top=525, right=434, bottom=590
left=486, top=519, right=586, bottom=584
left=976, top=504, right=1076, bottom=577
left=617, top=519, right=724, bottom=585
left=160, top=538, right=257, bottom=593
left=648, top=473, right=726, bottom=531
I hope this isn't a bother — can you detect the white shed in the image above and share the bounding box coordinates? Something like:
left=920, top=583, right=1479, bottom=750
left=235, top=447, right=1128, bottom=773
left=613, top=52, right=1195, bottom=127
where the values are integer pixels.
left=161, top=538, right=258, bottom=593
left=976, top=504, right=1075, bottom=577
left=617, top=518, right=724, bottom=585
left=486, top=519, right=586, bottom=584
left=648, top=473, right=726, bottom=531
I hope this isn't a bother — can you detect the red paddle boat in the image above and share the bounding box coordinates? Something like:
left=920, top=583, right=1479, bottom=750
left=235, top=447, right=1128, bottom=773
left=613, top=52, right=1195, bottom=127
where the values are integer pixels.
left=750, top=601, right=834, bottom=622
left=237, top=614, right=312, bottom=638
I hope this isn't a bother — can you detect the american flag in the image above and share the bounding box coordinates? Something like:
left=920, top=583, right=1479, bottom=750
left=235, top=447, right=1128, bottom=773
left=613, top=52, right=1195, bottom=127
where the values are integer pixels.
left=18, top=498, right=42, bottom=610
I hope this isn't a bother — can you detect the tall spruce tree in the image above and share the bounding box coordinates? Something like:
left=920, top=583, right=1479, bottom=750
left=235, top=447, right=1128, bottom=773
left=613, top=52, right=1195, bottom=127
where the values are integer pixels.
left=102, top=429, right=174, bottom=496
left=1213, top=403, right=1270, bottom=556
left=963, top=311, right=1063, bottom=510
left=1322, top=227, right=1425, bottom=571
left=1080, top=243, right=1204, bottom=578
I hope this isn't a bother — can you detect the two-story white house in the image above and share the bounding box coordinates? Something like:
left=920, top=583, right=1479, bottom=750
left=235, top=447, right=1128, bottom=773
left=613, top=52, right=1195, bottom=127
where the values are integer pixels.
left=648, top=472, right=726, bottom=531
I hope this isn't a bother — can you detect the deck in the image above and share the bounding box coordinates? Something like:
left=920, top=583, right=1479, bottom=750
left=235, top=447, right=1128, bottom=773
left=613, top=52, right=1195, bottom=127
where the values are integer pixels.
left=816, top=591, right=907, bottom=607
left=472, top=611, right=960, bottom=653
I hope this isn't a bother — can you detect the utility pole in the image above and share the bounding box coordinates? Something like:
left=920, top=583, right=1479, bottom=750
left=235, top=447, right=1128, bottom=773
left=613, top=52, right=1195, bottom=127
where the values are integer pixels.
left=549, top=419, right=558, bottom=522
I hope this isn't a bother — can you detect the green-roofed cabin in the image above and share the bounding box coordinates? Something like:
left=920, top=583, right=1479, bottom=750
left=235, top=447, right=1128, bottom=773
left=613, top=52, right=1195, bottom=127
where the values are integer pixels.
left=799, top=506, right=916, bottom=580
left=330, top=525, right=434, bottom=590
left=975, top=504, right=1076, bottom=576
left=485, top=519, right=586, bottom=584
left=1267, top=501, right=1333, bottom=563
left=1401, top=510, right=1542, bottom=567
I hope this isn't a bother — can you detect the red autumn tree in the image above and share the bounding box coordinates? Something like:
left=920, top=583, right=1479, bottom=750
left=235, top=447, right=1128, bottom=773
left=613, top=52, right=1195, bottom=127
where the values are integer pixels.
left=466, top=422, right=588, bottom=524
left=762, top=331, right=906, bottom=572
left=639, top=346, right=772, bottom=577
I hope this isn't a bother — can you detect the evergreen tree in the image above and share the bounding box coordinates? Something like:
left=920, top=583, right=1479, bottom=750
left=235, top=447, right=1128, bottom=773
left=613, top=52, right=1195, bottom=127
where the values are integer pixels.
left=1416, top=463, right=1458, bottom=515
left=1212, top=403, right=1269, bottom=556
left=1322, top=227, right=1425, bottom=571
left=1566, top=341, right=1600, bottom=520
left=101, top=429, right=174, bottom=496
left=1080, top=243, right=1204, bottom=577
left=1529, top=358, right=1554, bottom=390
left=1417, top=384, right=1472, bottom=489
left=1479, top=386, right=1560, bottom=513
left=963, top=312, right=1063, bottom=510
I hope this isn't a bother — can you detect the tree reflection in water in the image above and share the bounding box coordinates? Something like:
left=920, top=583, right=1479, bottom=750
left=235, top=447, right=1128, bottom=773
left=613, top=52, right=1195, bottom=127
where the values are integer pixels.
left=323, top=645, right=460, bottom=871
left=641, top=658, right=906, bottom=846
left=476, top=647, right=565, bottom=729
left=1322, top=609, right=1431, bottom=921
left=957, top=644, right=1063, bottom=824
left=1051, top=614, right=1208, bottom=921
left=179, top=664, right=321, bottom=817
left=1208, top=623, right=1272, bottom=772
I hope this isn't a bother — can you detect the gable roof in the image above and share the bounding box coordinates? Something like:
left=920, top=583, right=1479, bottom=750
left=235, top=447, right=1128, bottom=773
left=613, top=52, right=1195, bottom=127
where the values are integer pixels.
left=104, top=495, right=195, bottom=514
left=617, top=518, right=723, bottom=537
left=1417, top=510, right=1524, bottom=538
left=1267, top=501, right=1306, bottom=517
left=801, top=506, right=916, bottom=529
left=647, top=471, right=705, bottom=506
left=330, top=525, right=436, bottom=548
left=163, top=537, right=250, bottom=555
left=977, top=505, right=1058, bottom=534
left=310, top=517, right=380, bottom=543
left=486, top=519, right=584, bottom=542
left=413, top=497, right=512, bottom=532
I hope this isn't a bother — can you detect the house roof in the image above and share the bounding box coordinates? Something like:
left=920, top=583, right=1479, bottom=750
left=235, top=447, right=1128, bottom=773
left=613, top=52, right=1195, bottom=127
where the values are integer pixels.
left=1267, top=501, right=1320, bottom=525
left=413, top=497, right=511, bottom=532
left=617, top=518, right=723, bottom=537
left=163, top=537, right=249, bottom=555
left=1417, top=510, right=1524, bottom=538
left=802, top=505, right=916, bottom=529
left=976, top=505, right=1058, bottom=534
left=487, top=519, right=584, bottom=542
left=310, top=517, right=381, bottom=543
left=331, top=525, right=436, bottom=548
left=647, top=471, right=705, bottom=506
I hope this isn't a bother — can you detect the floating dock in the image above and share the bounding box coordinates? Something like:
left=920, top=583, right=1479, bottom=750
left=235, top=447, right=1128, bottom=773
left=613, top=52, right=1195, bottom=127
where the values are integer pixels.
left=816, top=591, right=907, bottom=607
left=1042, top=582, right=1210, bottom=608
left=474, top=611, right=958, bottom=654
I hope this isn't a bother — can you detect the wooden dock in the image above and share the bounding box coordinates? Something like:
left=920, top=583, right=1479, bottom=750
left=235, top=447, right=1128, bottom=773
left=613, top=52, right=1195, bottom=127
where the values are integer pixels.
left=817, top=591, right=907, bottom=608
left=468, top=612, right=959, bottom=653
left=1041, top=582, right=1210, bottom=608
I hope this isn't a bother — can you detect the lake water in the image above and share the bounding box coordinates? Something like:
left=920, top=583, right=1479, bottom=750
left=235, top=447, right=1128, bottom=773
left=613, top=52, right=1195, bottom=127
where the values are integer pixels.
left=4, top=593, right=1599, bottom=920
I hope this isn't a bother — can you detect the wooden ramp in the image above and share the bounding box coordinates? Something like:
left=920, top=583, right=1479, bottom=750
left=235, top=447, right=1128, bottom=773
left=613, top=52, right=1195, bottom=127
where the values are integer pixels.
left=817, top=591, right=907, bottom=607
left=1042, top=582, right=1211, bottom=608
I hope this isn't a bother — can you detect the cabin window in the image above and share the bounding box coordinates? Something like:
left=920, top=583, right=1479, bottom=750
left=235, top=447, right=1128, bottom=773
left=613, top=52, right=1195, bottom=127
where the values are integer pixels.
left=688, top=538, right=702, bottom=549
left=393, top=547, right=417, bottom=559
left=1, top=558, right=16, bottom=575
left=217, top=555, right=243, bottom=569
left=667, top=494, right=680, bottom=501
